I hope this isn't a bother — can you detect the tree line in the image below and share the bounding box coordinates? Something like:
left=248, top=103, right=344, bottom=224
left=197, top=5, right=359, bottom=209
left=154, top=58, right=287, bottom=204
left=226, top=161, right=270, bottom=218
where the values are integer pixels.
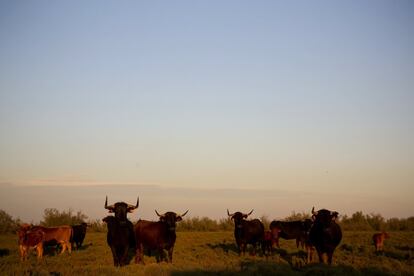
left=1, top=209, right=413, bottom=234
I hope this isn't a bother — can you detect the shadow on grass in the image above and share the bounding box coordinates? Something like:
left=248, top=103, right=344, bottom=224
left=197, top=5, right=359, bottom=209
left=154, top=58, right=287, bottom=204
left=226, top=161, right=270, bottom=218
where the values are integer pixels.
left=72, top=242, right=92, bottom=251
left=170, top=262, right=395, bottom=276
left=0, top=248, right=10, bottom=257
left=394, top=245, right=414, bottom=251
left=206, top=242, right=239, bottom=255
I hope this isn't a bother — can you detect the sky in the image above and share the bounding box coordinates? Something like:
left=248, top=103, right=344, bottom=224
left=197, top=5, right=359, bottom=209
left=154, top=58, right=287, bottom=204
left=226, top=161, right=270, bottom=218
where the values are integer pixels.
left=0, top=1, right=413, bottom=221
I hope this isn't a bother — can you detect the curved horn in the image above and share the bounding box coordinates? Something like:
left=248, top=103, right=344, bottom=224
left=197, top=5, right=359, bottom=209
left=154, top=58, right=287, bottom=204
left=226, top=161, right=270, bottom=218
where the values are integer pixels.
left=245, top=209, right=254, bottom=216
left=127, top=197, right=139, bottom=211
left=227, top=209, right=235, bottom=217
left=155, top=210, right=165, bottom=217
left=180, top=210, right=189, bottom=217
left=104, top=196, right=115, bottom=210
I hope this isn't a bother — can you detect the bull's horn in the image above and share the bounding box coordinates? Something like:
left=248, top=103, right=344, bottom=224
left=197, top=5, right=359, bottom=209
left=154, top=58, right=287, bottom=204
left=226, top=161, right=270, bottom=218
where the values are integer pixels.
left=245, top=209, right=254, bottom=216
left=180, top=210, right=189, bottom=217
left=227, top=209, right=235, bottom=217
left=127, top=197, right=139, bottom=211
left=104, top=196, right=114, bottom=210
left=155, top=210, right=165, bottom=217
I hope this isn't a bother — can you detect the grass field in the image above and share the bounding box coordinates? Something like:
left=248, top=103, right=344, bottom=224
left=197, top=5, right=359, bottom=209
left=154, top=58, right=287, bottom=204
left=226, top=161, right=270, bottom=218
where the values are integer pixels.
left=0, top=231, right=413, bottom=275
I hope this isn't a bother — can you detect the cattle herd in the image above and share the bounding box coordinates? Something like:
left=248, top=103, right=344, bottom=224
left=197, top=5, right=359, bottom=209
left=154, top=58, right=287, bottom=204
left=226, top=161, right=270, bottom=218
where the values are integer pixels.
left=16, top=196, right=391, bottom=267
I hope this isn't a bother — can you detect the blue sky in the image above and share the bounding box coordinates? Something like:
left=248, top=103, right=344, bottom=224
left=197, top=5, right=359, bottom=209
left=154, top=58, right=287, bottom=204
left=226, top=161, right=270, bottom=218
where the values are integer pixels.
left=0, top=1, right=413, bottom=219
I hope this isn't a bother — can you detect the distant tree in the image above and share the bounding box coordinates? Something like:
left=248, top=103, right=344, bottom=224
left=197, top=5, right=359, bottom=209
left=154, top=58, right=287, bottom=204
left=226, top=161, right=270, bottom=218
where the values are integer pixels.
left=41, top=208, right=87, bottom=226
left=340, top=211, right=373, bottom=231
left=284, top=211, right=311, bottom=221
left=0, top=209, right=19, bottom=233
left=366, top=213, right=385, bottom=231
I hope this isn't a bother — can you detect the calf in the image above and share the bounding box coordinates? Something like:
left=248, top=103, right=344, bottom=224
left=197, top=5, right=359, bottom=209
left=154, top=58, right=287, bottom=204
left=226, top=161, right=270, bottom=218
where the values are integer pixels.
left=373, top=232, right=390, bottom=252
left=262, top=230, right=274, bottom=257
left=71, top=222, right=87, bottom=249
left=269, top=219, right=313, bottom=249
left=17, top=225, right=44, bottom=261
left=30, top=225, right=73, bottom=255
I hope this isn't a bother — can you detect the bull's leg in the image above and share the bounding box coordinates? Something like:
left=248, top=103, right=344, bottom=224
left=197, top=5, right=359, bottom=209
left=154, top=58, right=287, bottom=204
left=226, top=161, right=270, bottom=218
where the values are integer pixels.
left=120, top=246, right=129, bottom=266
left=327, top=250, right=333, bottom=265
left=317, top=250, right=324, bottom=263
left=60, top=241, right=67, bottom=255
left=168, top=247, right=174, bottom=263
left=36, top=244, right=43, bottom=260
left=252, top=243, right=257, bottom=256
left=296, top=238, right=300, bottom=248
left=110, top=246, right=119, bottom=266
left=135, top=244, right=141, bottom=264
left=67, top=241, right=72, bottom=254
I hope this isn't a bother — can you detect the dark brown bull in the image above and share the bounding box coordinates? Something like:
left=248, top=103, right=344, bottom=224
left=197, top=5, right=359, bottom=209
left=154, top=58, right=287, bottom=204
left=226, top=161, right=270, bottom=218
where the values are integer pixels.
left=103, top=196, right=138, bottom=266
left=227, top=209, right=265, bottom=256
left=71, top=222, right=87, bottom=249
left=134, top=210, right=188, bottom=264
left=309, top=207, right=342, bottom=264
left=373, top=231, right=390, bottom=252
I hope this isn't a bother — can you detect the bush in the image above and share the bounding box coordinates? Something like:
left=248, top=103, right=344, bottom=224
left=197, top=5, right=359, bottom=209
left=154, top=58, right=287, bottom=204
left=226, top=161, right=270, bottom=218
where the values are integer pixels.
left=177, top=217, right=233, bottom=232
left=0, top=210, right=20, bottom=234
left=40, top=208, right=88, bottom=226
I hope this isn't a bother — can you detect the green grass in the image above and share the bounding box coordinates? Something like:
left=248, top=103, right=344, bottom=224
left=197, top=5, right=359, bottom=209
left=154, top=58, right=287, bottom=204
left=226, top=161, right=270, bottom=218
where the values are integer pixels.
left=0, top=231, right=413, bottom=275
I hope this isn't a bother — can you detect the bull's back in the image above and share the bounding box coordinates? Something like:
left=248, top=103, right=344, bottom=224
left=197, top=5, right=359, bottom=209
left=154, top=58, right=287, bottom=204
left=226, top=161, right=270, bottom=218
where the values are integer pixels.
left=135, top=221, right=165, bottom=249
left=37, top=226, right=72, bottom=242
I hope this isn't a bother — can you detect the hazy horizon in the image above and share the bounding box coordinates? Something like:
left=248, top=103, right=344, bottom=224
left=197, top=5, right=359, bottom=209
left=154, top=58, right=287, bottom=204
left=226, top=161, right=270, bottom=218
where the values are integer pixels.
left=1, top=1, right=413, bottom=221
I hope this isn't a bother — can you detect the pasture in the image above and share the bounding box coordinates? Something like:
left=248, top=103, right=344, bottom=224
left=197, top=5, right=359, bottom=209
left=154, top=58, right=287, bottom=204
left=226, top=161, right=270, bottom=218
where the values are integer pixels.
left=0, top=231, right=413, bottom=275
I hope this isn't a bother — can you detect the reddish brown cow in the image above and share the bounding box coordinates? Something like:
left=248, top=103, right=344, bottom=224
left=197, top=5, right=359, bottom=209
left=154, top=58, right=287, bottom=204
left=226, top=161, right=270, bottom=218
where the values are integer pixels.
left=30, top=225, right=73, bottom=255
left=17, top=225, right=44, bottom=261
left=373, top=232, right=390, bottom=252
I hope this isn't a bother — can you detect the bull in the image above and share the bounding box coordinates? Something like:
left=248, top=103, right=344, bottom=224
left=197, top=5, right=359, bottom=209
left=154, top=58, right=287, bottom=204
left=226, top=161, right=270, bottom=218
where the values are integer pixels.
left=227, top=209, right=264, bottom=256
left=269, top=219, right=313, bottom=248
left=134, top=210, right=188, bottom=264
left=103, top=196, right=138, bottom=266
left=71, top=222, right=87, bottom=250
left=309, top=207, right=342, bottom=264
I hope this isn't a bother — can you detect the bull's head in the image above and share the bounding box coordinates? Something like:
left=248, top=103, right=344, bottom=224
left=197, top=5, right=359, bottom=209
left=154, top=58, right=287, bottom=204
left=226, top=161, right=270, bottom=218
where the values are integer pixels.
left=155, top=210, right=188, bottom=231
left=105, top=196, right=139, bottom=221
left=227, top=209, right=253, bottom=229
left=311, top=207, right=339, bottom=225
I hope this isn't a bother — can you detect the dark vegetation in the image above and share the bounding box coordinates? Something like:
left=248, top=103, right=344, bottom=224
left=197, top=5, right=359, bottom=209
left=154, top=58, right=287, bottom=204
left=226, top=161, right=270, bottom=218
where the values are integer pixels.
left=1, top=209, right=414, bottom=233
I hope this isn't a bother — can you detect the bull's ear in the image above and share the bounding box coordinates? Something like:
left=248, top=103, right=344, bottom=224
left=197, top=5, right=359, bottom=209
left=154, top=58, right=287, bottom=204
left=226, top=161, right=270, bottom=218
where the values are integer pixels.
left=176, top=216, right=183, bottom=222
left=331, top=211, right=339, bottom=220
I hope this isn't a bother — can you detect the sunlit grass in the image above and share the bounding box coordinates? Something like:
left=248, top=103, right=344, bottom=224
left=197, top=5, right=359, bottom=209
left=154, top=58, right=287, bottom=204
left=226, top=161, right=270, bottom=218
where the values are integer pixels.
left=0, top=231, right=413, bottom=275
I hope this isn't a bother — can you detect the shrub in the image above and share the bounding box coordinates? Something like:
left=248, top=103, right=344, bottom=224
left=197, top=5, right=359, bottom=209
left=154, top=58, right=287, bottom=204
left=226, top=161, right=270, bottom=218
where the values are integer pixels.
left=40, top=208, right=88, bottom=226
left=0, top=209, right=19, bottom=233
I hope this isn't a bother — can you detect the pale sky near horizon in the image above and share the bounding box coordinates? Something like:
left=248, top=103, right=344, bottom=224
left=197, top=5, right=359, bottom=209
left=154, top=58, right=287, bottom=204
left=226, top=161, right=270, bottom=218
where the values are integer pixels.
left=0, top=1, right=413, bottom=219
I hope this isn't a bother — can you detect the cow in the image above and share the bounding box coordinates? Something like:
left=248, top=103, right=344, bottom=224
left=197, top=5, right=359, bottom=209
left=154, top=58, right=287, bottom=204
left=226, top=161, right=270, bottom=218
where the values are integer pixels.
left=373, top=231, right=390, bottom=252
left=134, top=210, right=188, bottom=264
left=103, top=196, right=138, bottom=266
left=71, top=222, right=87, bottom=249
left=227, top=209, right=264, bottom=256
left=308, top=207, right=342, bottom=265
left=269, top=219, right=313, bottom=249
left=17, top=224, right=44, bottom=261
left=262, top=230, right=274, bottom=257
left=29, top=225, right=73, bottom=255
